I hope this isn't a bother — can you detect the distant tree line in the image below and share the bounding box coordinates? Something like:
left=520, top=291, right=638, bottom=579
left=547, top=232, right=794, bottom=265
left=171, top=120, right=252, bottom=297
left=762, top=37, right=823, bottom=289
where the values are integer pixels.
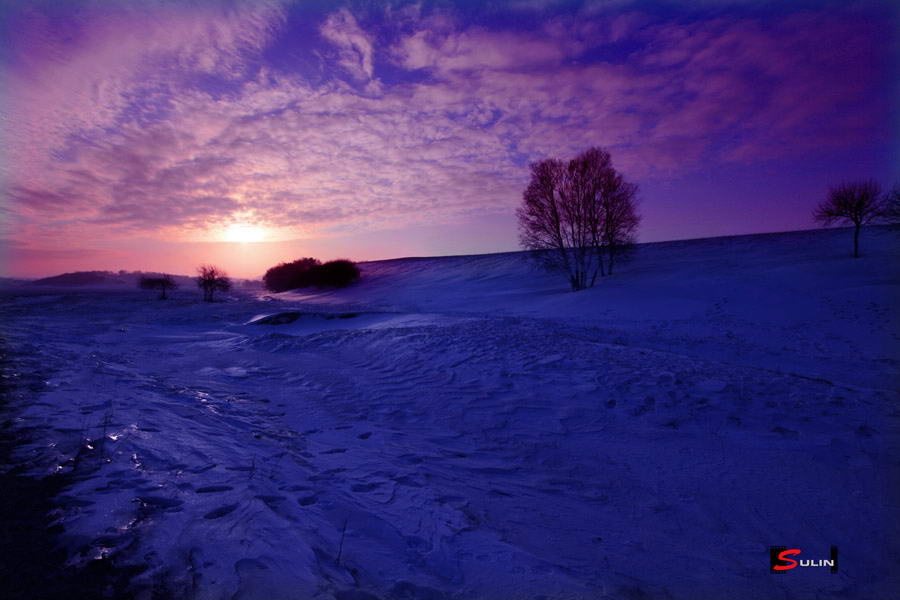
left=135, top=257, right=361, bottom=301
left=137, top=267, right=230, bottom=302
left=34, top=271, right=122, bottom=286
left=517, top=147, right=640, bottom=291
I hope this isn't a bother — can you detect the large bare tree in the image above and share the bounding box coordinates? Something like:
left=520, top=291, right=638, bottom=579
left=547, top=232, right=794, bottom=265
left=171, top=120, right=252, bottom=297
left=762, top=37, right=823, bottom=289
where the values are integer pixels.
left=196, top=265, right=231, bottom=302
left=814, top=180, right=883, bottom=258
left=595, top=159, right=639, bottom=275
left=517, top=147, right=640, bottom=291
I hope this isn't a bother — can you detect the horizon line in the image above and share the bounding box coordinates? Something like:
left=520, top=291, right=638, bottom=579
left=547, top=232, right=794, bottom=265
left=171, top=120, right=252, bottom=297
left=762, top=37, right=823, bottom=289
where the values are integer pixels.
left=6, top=224, right=882, bottom=281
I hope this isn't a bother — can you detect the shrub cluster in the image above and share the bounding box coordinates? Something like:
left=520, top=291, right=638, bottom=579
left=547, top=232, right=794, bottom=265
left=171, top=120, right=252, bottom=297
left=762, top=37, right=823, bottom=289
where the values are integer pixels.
left=263, top=258, right=320, bottom=292
left=263, top=258, right=360, bottom=292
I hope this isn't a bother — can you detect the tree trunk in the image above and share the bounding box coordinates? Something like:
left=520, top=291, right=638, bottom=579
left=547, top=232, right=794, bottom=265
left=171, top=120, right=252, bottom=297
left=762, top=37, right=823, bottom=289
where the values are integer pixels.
left=853, top=223, right=860, bottom=258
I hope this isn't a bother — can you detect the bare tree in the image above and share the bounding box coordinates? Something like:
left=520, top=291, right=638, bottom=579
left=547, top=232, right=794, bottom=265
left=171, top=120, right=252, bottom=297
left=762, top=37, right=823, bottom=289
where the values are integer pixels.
left=814, top=180, right=883, bottom=258
left=139, top=274, right=178, bottom=299
left=517, top=147, right=640, bottom=290
left=517, top=158, right=578, bottom=287
left=594, top=155, right=639, bottom=276
left=196, top=265, right=231, bottom=302
left=879, top=182, right=900, bottom=225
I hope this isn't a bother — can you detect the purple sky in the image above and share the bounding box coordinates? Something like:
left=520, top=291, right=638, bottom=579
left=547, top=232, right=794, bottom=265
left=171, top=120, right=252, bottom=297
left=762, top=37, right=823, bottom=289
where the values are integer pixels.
left=1, top=0, right=897, bottom=278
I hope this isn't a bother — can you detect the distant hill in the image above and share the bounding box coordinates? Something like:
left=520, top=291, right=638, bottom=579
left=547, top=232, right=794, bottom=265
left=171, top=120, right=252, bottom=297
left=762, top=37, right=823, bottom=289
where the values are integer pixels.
left=0, top=277, right=31, bottom=287
left=27, top=271, right=205, bottom=289
left=32, top=271, right=128, bottom=286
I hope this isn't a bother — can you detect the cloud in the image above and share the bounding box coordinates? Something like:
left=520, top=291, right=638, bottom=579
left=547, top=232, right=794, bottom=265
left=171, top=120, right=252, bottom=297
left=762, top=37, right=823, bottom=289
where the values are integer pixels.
left=1, top=1, right=890, bottom=259
left=320, top=8, right=375, bottom=82
left=393, top=28, right=571, bottom=72
left=1, top=0, right=286, bottom=188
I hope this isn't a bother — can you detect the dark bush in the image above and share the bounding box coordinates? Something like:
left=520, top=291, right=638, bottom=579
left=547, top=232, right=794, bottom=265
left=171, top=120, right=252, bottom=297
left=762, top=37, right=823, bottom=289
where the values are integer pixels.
left=263, top=258, right=360, bottom=292
left=313, top=259, right=361, bottom=288
left=263, top=258, right=321, bottom=292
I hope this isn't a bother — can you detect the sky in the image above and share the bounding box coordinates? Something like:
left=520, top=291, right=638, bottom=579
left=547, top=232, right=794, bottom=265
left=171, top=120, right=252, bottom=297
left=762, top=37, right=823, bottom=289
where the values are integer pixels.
left=1, top=0, right=897, bottom=278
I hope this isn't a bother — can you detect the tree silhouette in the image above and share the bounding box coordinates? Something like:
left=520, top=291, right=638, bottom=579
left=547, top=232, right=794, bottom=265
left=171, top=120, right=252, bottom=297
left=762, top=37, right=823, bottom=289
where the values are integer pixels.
left=880, top=183, right=900, bottom=225
left=196, top=265, right=231, bottom=302
left=814, top=180, right=883, bottom=258
left=138, top=274, right=178, bottom=299
left=313, top=260, right=361, bottom=288
left=517, top=147, right=640, bottom=290
left=263, top=258, right=361, bottom=292
left=263, top=258, right=321, bottom=292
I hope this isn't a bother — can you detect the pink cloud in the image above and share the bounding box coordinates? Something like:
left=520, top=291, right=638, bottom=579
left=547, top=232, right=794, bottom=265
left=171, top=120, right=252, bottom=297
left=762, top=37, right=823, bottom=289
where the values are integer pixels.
left=393, top=28, right=572, bottom=72
left=320, top=8, right=376, bottom=82
left=3, top=1, right=286, bottom=186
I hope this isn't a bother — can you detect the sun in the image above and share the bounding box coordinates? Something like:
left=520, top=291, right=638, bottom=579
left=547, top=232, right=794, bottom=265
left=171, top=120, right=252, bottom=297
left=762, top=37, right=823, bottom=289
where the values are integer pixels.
left=223, top=222, right=267, bottom=243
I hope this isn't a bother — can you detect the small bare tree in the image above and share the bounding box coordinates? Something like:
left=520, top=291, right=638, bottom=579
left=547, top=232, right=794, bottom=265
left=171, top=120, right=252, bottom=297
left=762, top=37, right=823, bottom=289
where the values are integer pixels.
left=139, top=274, right=178, bottom=299
left=196, top=265, right=231, bottom=302
left=879, top=183, right=900, bottom=225
left=517, top=147, right=640, bottom=290
left=814, top=180, right=883, bottom=258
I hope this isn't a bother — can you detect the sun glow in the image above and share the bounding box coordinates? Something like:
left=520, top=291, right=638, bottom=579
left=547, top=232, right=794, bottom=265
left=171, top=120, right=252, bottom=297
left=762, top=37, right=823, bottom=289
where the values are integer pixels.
left=223, top=222, right=267, bottom=243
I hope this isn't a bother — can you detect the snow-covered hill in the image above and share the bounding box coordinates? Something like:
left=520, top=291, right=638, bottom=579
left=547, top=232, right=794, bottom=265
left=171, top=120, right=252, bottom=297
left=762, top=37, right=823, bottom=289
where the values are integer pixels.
left=281, top=226, right=899, bottom=389
left=2, top=226, right=898, bottom=599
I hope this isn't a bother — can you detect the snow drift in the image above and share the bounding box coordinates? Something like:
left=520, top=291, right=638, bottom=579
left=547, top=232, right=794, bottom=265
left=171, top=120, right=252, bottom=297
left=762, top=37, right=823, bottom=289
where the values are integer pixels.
left=1, top=226, right=898, bottom=599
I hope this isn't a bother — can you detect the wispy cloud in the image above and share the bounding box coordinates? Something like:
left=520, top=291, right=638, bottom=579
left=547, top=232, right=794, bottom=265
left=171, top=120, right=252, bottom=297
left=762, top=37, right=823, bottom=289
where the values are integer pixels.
left=320, top=8, right=376, bottom=83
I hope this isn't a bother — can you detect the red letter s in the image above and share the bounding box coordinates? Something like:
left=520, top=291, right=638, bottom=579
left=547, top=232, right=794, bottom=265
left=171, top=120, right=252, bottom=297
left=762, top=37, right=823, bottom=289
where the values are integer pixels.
left=774, top=549, right=801, bottom=571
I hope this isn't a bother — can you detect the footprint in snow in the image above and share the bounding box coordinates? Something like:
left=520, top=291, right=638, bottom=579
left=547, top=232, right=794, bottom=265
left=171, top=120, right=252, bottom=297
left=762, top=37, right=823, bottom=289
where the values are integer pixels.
left=855, top=424, right=875, bottom=438
left=695, top=379, right=727, bottom=393
left=335, top=591, right=379, bottom=600
left=771, top=426, right=799, bottom=439
left=395, top=475, right=424, bottom=488
left=57, top=496, right=95, bottom=507
left=281, top=484, right=312, bottom=492
left=135, top=496, right=183, bottom=510
left=351, top=482, right=382, bottom=493
left=204, top=504, right=238, bottom=519
left=196, top=485, right=233, bottom=494
left=255, top=495, right=286, bottom=508
left=298, top=494, right=318, bottom=506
